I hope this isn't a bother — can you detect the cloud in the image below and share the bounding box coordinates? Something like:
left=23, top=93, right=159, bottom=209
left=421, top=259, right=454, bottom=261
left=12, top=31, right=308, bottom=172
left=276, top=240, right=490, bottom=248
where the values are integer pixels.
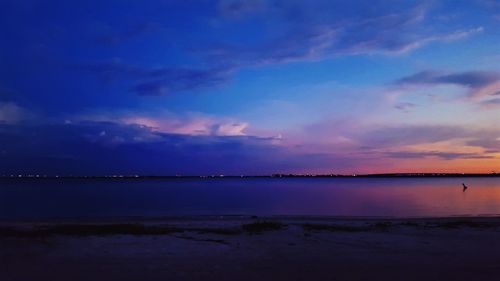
left=352, top=125, right=500, bottom=160
left=74, top=61, right=234, bottom=96
left=297, top=120, right=500, bottom=160
left=395, top=70, right=500, bottom=98
left=400, top=27, right=483, bottom=54
left=354, top=125, right=468, bottom=148
left=75, top=110, right=252, bottom=137
left=383, top=151, right=493, bottom=160
left=355, top=125, right=499, bottom=156
left=0, top=102, right=31, bottom=124
left=131, top=66, right=233, bottom=96
left=196, top=2, right=484, bottom=92
left=205, top=2, right=482, bottom=63
left=74, top=1, right=484, bottom=96
left=466, top=138, right=500, bottom=153
left=200, top=25, right=338, bottom=65
left=394, top=102, right=416, bottom=113
left=0, top=0, right=490, bottom=107
left=1, top=119, right=497, bottom=175
left=0, top=121, right=345, bottom=175
left=481, top=98, right=500, bottom=108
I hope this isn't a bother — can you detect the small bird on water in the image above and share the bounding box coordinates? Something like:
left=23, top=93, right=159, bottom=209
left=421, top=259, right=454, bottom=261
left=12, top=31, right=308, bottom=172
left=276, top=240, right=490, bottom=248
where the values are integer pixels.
left=462, top=183, right=468, bottom=192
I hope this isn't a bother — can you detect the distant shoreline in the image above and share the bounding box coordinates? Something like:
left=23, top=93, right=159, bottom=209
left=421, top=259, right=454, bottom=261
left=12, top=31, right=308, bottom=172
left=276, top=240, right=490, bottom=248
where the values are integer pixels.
left=1, top=173, right=499, bottom=179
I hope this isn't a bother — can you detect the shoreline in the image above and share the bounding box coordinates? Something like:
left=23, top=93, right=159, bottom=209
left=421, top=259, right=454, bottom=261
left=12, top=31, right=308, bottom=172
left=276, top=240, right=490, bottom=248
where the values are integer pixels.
left=2, top=216, right=500, bottom=237
left=0, top=215, right=500, bottom=232
left=3, top=214, right=500, bottom=223
left=3, top=216, right=500, bottom=280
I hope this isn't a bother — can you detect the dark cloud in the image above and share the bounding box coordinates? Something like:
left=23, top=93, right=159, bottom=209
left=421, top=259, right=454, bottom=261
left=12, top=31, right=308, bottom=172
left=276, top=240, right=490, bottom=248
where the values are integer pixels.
left=481, top=98, right=500, bottom=108
left=1, top=120, right=497, bottom=175
left=353, top=124, right=499, bottom=159
left=74, top=61, right=234, bottom=96
left=383, top=151, right=493, bottom=160
left=356, top=125, right=468, bottom=148
left=335, top=124, right=499, bottom=161
left=0, top=121, right=346, bottom=175
left=304, top=120, right=499, bottom=158
left=461, top=140, right=499, bottom=154
left=466, top=137, right=500, bottom=153
left=394, top=102, right=416, bottom=112
left=396, top=70, right=499, bottom=88
left=395, top=70, right=500, bottom=97
left=131, top=67, right=233, bottom=96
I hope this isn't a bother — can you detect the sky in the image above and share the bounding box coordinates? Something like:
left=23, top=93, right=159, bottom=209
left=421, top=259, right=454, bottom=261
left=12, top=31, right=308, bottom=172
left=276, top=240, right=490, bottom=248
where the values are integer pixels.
left=0, top=0, right=499, bottom=175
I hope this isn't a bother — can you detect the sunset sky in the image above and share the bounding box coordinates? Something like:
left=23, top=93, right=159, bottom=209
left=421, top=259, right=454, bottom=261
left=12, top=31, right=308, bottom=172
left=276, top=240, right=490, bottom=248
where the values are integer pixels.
left=1, top=0, right=499, bottom=175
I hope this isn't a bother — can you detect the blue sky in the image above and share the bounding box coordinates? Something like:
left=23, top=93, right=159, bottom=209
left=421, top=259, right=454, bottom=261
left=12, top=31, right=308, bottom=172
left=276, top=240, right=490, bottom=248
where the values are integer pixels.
left=1, top=0, right=499, bottom=175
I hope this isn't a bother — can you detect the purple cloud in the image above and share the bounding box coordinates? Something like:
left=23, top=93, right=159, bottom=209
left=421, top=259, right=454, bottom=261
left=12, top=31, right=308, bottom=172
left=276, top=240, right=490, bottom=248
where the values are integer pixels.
left=76, top=110, right=251, bottom=137
left=299, top=120, right=499, bottom=161
left=395, top=70, right=500, bottom=98
left=355, top=125, right=468, bottom=148
left=394, top=102, right=416, bottom=113
left=481, top=98, right=500, bottom=108
left=383, top=151, right=493, bottom=160
left=352, top=125, right=499, bottom=160
left=0, top=102, right=32, bottom=124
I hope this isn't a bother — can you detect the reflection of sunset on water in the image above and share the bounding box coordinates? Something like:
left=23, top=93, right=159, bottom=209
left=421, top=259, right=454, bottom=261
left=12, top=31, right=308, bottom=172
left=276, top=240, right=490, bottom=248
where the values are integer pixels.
left=2, top=178, right=499, bottom=219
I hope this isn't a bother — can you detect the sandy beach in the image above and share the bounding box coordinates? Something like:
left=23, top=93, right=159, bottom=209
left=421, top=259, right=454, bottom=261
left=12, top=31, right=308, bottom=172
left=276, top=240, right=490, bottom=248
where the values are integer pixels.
left=2, top=216, right=500, bottom=281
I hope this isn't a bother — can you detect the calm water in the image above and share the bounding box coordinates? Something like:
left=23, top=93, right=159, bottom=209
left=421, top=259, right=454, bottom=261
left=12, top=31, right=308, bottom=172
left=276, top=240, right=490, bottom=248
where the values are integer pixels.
left=1, top=177, right=500, bottom=219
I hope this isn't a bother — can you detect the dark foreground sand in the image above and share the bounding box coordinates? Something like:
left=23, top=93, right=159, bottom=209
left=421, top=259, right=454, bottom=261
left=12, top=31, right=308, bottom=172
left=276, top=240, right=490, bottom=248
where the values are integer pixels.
left=2, top=216, right=500, bottom=281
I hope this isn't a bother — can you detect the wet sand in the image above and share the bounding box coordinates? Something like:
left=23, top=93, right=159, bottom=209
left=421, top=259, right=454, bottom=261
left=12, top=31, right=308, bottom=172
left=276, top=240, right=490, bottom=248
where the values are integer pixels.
left=2, top=216, right=500, bottom=281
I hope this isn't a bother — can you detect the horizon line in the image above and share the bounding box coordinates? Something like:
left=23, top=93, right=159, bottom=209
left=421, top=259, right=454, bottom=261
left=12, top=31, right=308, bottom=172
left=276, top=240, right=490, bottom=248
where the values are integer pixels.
left=1, top=172, right=499, bottom=179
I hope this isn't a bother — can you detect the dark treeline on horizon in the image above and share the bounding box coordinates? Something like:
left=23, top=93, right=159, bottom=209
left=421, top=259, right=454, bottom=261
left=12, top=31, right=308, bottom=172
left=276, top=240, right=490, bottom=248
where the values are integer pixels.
left=1, top=173, right=499, bottom=179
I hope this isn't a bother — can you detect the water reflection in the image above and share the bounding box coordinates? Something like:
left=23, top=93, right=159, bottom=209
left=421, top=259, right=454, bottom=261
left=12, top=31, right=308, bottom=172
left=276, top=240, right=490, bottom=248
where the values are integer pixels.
left=0, top=177, right=499, bottom=219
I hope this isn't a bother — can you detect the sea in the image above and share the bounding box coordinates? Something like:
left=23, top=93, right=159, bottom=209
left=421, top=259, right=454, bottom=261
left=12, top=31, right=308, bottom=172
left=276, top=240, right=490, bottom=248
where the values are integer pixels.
left=1, top=177, right=499, bottom=219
